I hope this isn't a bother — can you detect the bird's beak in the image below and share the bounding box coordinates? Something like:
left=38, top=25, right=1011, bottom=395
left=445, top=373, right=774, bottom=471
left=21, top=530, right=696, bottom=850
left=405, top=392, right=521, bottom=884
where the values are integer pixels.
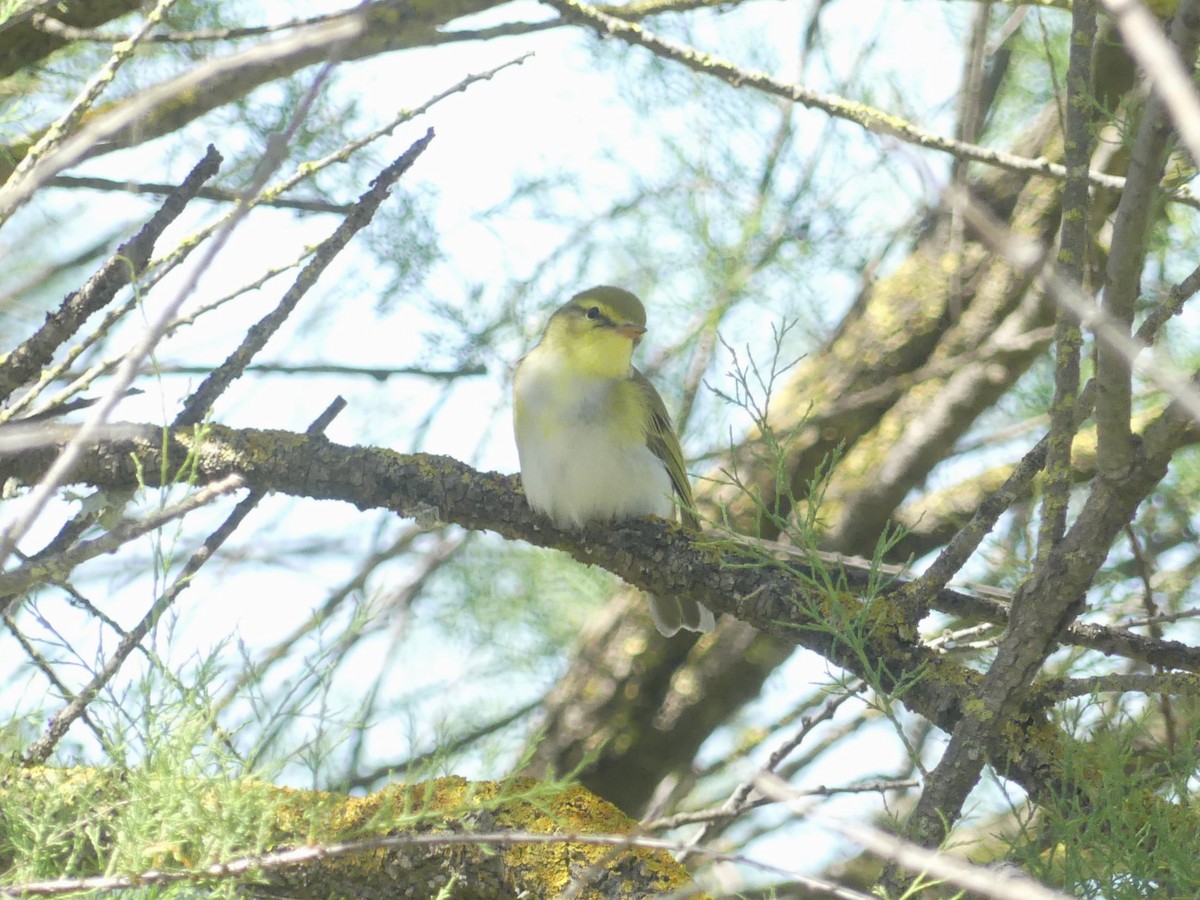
left=617, top=323, right=647, bottom=341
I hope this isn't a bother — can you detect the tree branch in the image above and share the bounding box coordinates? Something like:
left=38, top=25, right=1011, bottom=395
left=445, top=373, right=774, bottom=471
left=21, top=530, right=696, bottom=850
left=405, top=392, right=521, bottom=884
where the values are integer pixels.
left=1096, top=0, right=1200, bottom=477
left=0, top=146, right=222, bottom=404
left=538, top=0, right=1200, bottom=206
left=172, top=129, right=434, bottom=427
left=3, top=422, right=1197, bottom=810
left=0, top=0, right=142, bottom=78
left=1039, top=0, right=1094, bottom=559
left=48, top=174, right=352, bottom=214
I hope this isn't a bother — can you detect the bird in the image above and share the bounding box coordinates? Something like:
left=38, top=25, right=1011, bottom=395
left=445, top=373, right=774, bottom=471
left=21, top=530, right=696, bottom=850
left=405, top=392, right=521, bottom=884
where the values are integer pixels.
left=512, top=285, right=716, bottom=637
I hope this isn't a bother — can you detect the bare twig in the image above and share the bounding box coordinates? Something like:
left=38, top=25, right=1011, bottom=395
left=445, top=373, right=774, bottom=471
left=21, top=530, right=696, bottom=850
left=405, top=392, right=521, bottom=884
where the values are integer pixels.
left=17, top=474, right=245, bottom=765
left=173, top=129, right=435, bottom=427
left=344, top=696, right=542, bottom=792
left=49, top=174, right=353, bottom=214
left=0, top=55, right=349, bottom=565
left=645, top=778, right=920, bottom=831
left=0, top=474, right=244, bottom=608
left=29, top=6, right=351, bottom=43
left=2, top=248, right=327, bottom=425
left=156, top=362, right=486, bottom=381
left=0, top=147, right=221, bottom=405
left=131, top=53, right=529, bottom=345
left=952, top=185, right=1200, bottom=423
left=537, top=0, right=1200, bottom=207
left=757, top=773, right=1073, bottom=900
left=676, top=681, right=866, bottom=859
left=3, top=613, right=109, bottom=748
left=1034, top=670, right=1200, bottom=702
left=0, top=14, right=363, bottom=219
left=18, top=399, right=346, bottom=766
left=1118, top=606, right=1200, bottom=629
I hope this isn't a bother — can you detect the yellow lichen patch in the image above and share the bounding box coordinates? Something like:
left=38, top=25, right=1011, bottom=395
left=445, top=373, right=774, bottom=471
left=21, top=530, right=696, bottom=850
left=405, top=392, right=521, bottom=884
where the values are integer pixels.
left=1007, top=716, right=1065, bottom=770
left=861, top=590, right=913, bottom=636
left=6, top=766, right=697, bottom=897
left=485, top=779, right=697, bottom=898
left=260, top=775, right=699, bottom=897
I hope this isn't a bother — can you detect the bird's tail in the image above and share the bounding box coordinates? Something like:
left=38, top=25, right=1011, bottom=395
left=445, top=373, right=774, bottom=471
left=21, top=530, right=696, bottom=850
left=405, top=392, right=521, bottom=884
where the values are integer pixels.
left=649, top=594, right=716, bottom=637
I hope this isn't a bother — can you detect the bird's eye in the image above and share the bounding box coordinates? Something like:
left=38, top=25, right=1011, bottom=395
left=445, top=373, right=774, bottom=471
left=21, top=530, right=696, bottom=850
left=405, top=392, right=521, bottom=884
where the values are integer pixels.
left=586, top=307, right=601, bottom=320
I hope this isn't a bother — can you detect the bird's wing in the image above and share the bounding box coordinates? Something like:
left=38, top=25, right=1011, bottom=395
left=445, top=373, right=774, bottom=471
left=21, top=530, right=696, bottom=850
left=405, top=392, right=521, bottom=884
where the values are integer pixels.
left=632, top=367, right=700, bottom=531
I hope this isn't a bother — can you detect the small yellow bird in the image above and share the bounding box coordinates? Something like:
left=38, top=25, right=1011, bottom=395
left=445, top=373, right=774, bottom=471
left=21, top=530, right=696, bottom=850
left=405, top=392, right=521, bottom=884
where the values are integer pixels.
left=513, top=285, right=716, bottom=637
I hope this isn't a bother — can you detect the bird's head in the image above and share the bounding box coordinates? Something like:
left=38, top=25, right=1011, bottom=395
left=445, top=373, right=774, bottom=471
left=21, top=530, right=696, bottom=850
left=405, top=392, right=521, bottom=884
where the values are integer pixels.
left=541, top=285, right=648, bottom=378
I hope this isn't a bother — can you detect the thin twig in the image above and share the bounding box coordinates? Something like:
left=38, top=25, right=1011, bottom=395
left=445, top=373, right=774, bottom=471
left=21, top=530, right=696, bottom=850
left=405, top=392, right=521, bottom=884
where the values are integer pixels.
left=157, top=362, right=486, bottom=381
left=538, top=0, right=1200, bottom=207
left=1034, top=670, right=1200, bottom=703
left=0, top=57, right=348, bottom=565
left=48, top=174, right=353, bottom=214
left=757, top=773, right=1073, bottom=900
left=131, top=53, right=529, bottom=315
left=28, top=6, right=350, bottom=43
left=0, top=14, right=363, bottom=219
left=954, top=185, right=1200, bottom=426
left=2, top=248, right=322, bottom=424
left=18, top=399, right=347, bottom=766
left=646, top=778, right=916, bottom=830
left=1117, top=606, right=1200, bottom=629
left=676, top=681, right=865, bottom=860
left=1124, top=523, right=1178, bottom=750
left=17, top=474, right=245, bottom=765
left=3, top=614, right=109, bottom=749
left=172, top=129, right=435, bottom=427
left=0, top=474, right=244, bottom=607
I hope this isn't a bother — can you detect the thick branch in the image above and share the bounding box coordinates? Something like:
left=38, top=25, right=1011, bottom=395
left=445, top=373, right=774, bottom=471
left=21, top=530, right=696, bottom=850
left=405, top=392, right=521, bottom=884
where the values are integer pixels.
left=4, top=423, right=1198, bottom=806
left=0, top=772, right=692, bottom=898
left=0, top=0, right=141, bottom=78
left=1039, top=0, right=1094, bottom=558
left=1096, top=0, right=1200, bottom=477
left=906, top=399, right=1194, bottom=849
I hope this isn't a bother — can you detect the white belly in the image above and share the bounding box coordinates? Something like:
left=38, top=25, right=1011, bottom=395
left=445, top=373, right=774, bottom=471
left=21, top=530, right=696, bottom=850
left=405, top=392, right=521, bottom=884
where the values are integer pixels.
left=514, top=358, right=673, bottom=528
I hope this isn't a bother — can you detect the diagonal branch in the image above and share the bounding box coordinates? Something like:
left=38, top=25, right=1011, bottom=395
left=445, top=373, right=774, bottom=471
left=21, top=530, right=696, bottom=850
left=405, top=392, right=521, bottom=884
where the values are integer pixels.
left=0, top=0, right=509, bottom=195
left=539, top=0, right=1200, bottom=206
left=0, top=146, right=222, bottom=404
left=16, top=399, right=346, bottom=766
left=0, top=13, right=363, bottom=217
left=0, top=0, right=181, bottom=227
left=173, top=129, right=434, bottom=427
left=16, top=475, right=245, bottom=766
left=903, top=362, right=1197, bottom=853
